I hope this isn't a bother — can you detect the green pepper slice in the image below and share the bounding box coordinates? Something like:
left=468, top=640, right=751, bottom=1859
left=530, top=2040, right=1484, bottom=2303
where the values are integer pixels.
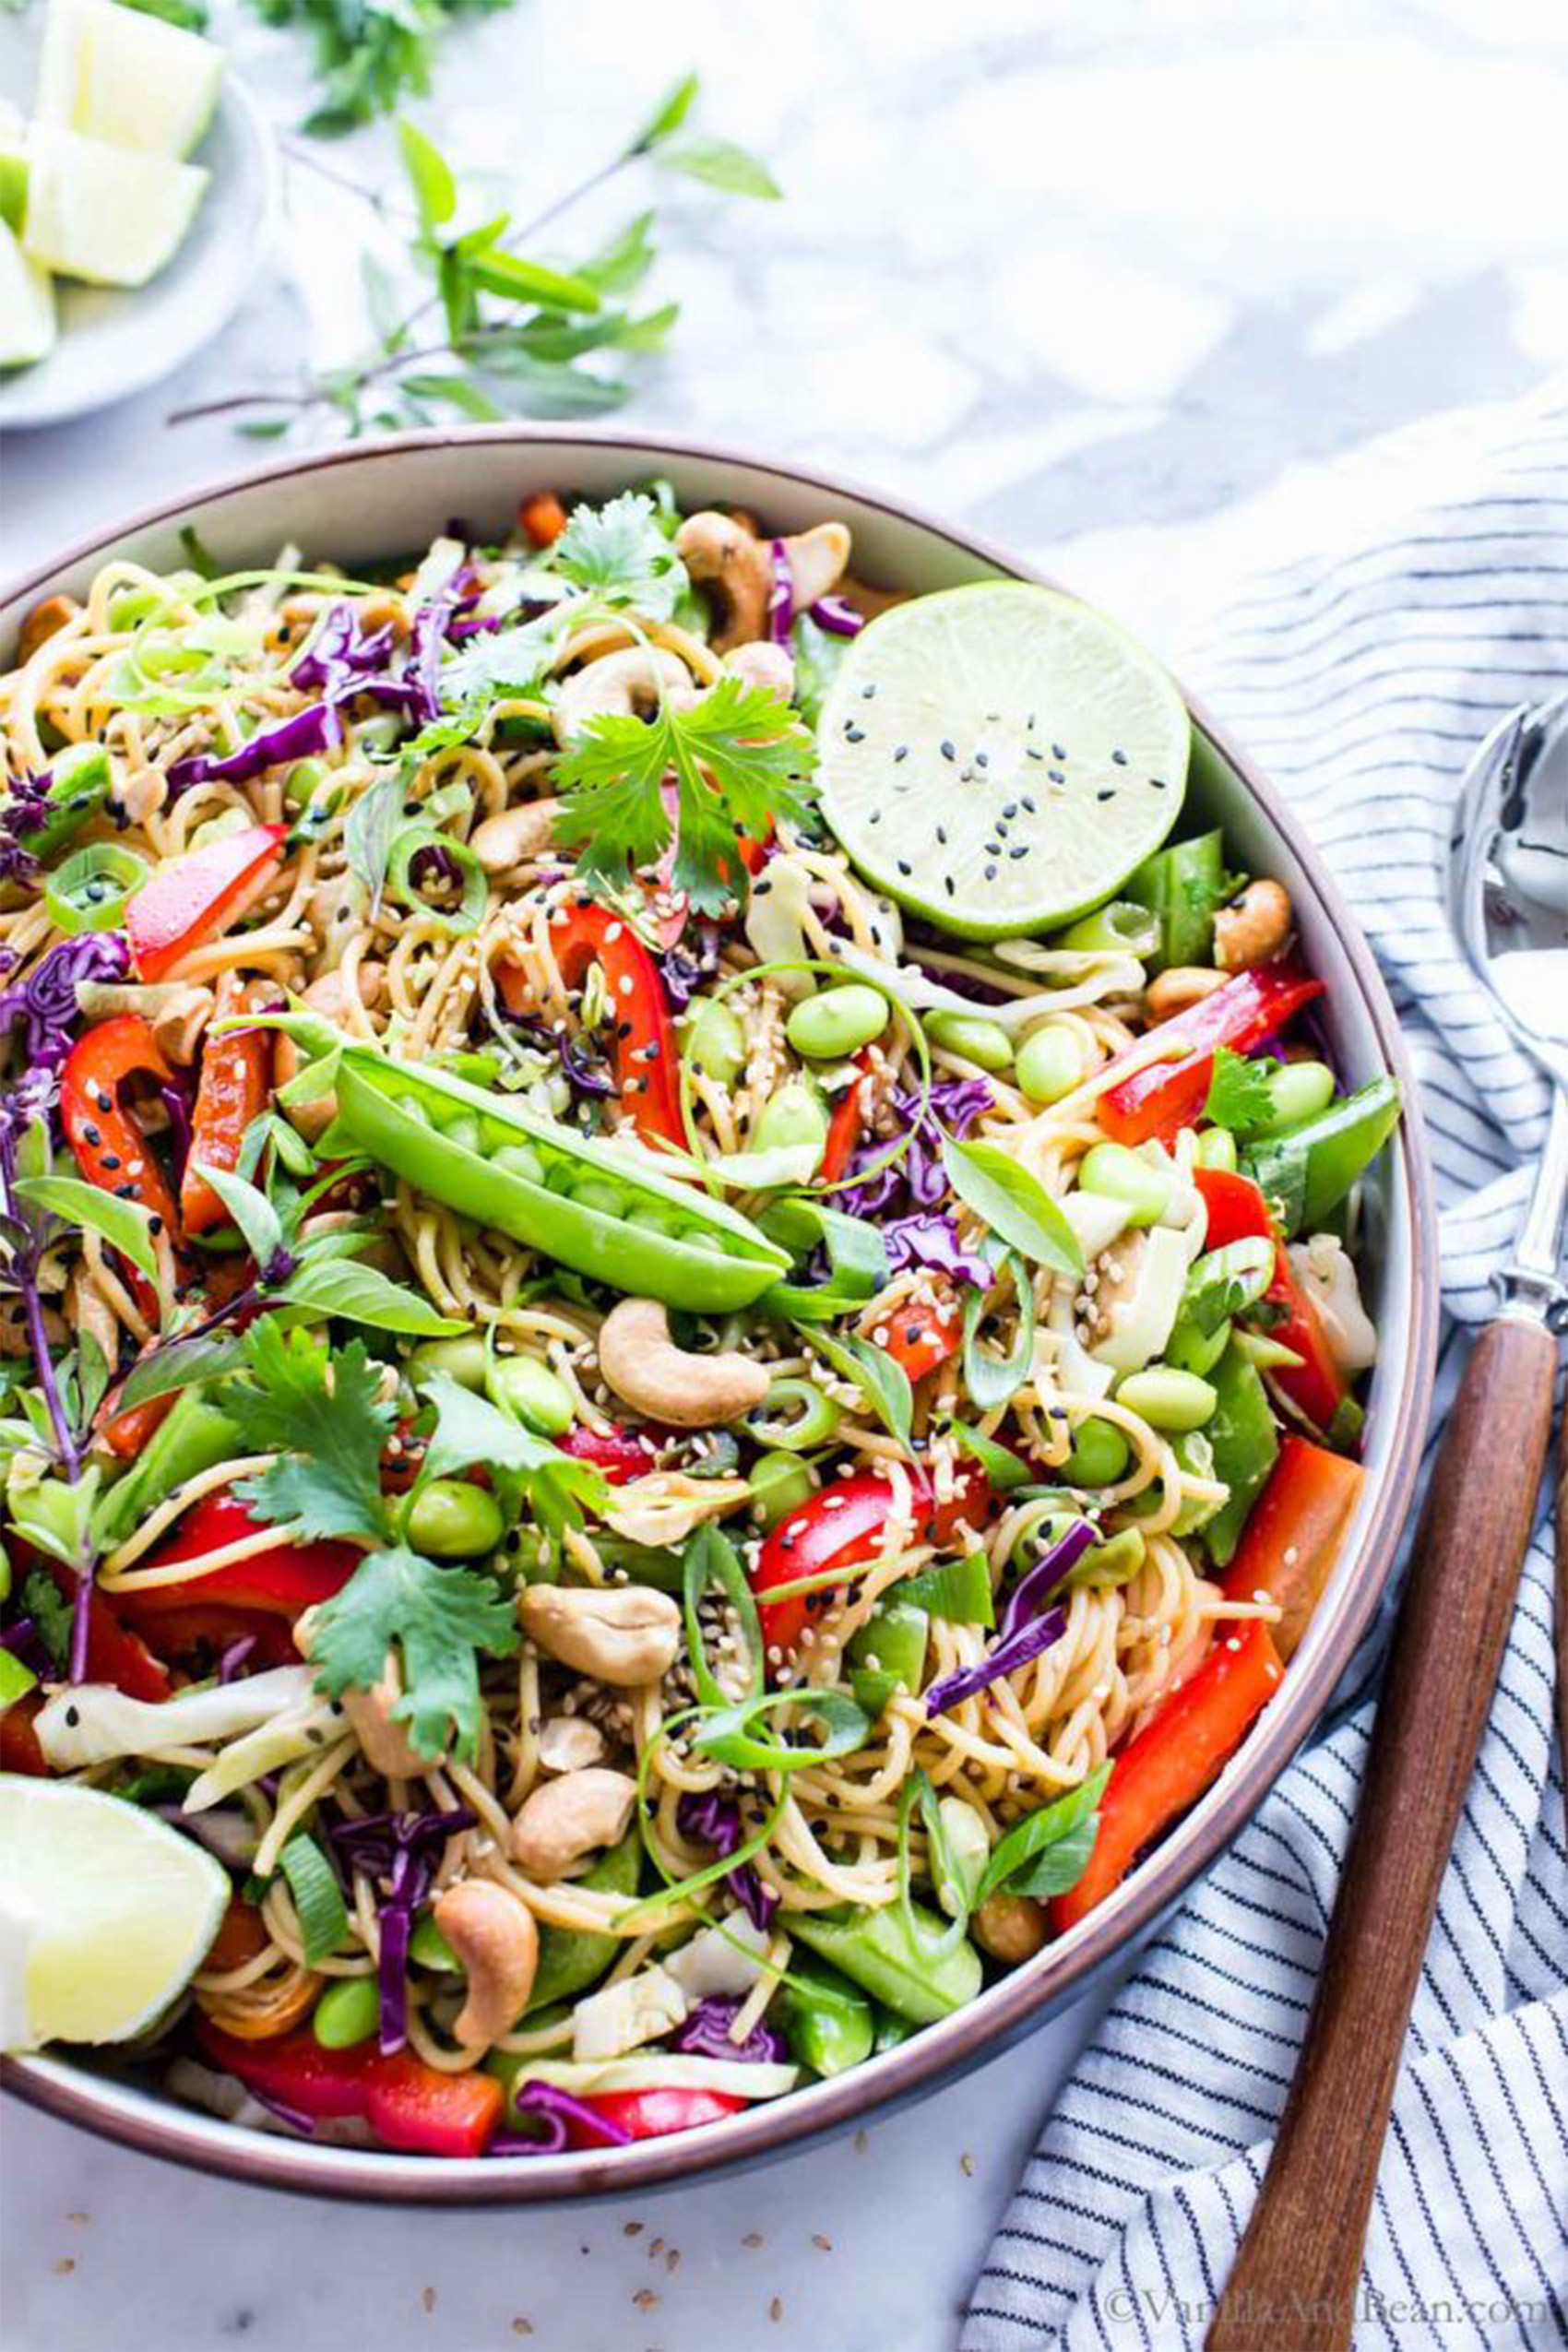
left=332, top=1049, right=790, bottom=1313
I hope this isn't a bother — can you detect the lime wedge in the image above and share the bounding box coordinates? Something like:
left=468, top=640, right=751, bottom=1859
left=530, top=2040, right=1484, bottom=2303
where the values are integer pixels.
left=0, top=221, right=55, bottom=370
left=817, top=583, right=1191, bottom=939
left=0, top=1777, right=228, bottom=2051
left=21, top=125, right=208, bottom=287
left=0, top=101, right=26, bottom=235
left=37, top=0, right=224, bottom=160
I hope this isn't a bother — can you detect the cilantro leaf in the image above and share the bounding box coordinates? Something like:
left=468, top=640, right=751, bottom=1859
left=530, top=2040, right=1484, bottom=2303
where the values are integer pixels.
left=18, top=1568, right=75, bottom=1671
left=1205, top=1045, right=1282, bottom=1138
left=554, top=492, right=686, bottom=619
left=417, top=1371, right=608, bottom=1530
left=402, top=605, right=574, bottom=759
left=226, top=1323, right=393, bottom=1543
left=554, top=676, right=816, bottom=915
left=305, top=1542, right=517, bottom=1761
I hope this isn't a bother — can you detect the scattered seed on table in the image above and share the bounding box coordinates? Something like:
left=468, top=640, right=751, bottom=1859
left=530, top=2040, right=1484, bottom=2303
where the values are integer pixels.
left=633, top=2288, right=660, bottom=2312
left=813, top=2234, right=833, bottom=2252
left=742, top=2231, right=765, bottom=2249
left=511, top=2322, right=534, bottom=2339
left=960, top=2152, right=977, bottom=2177
left=770, top=2298, right=785, bottom=2323
left=422, top=2288, right=436, bottom=2314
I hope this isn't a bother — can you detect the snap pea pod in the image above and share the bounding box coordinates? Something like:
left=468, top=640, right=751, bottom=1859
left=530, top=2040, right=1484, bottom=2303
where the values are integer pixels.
left=777, top=1954, right=874, bottom=2077
left=1242, top=1076, right=1401, bottom=1238
left=1201, top=1339, right=1280, bottom=1567
left=846, top=1601, right=929, bottom=1718
left=1123, top=827, right=1229, bottom=971
left=523, top=1830, right=643, bottom=2014
left=790, top=1898, right=983, bottom=2025
left=330, top=1048, right=790, bottom=1313
left=90, top=1389, right=240, bottom=1552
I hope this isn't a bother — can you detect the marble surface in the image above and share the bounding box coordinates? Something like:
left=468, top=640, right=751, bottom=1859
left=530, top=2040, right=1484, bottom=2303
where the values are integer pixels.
left=4, top=3, right=1567, bottom=2347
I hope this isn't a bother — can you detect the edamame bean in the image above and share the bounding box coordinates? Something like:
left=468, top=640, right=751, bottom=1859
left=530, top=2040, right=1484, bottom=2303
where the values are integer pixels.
left=750, top=1450, right=816, bottom=1526
left=1261, top=1060, right=1336, bottom=1132
left=488, top=1354, right=574, bottom=1435
left=1062, top=1416, right=1131, bottom=1487
left=572, top=1178, right=624, bottom=1218
left=753, top=1082, right=829, bottom=1161
left=626, top=1203, right=683, bottom=1238
left=683, top=1000, right=747, bottom=1085
left=442, top=1114, right=481, bottom=1154
left=785, top=984, right=890, bottom=1061
left=926, top=1011, right=1015, bottom=1072
left=493, top=1143, right=545, bottom=1186
left=1116, top=1367, right=1218, bottom=1431
left=409, top=1335, right=488, bottom=1392
left=1195, top=1126, right=1238, bottom=1171
left=1076, top=1526, right=1146, bottom=1583
left=312, top=1977, right=380, bottom=2049
left=1015, top=1024, right=1087, bottom=1106
left=1077, top=1142, right=1173, bottom=1227
left=405, top=1478, right=505, bottom=1557
left=285, top=757, right=331, bottom=810
left=409, top=1912, right=461, bottom=1971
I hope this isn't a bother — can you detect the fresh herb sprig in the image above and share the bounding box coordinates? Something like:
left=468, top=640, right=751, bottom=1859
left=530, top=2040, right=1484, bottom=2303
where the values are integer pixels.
left=174, top=75, right=778, bottom=436
left=251, top=0, right=514, bottom=137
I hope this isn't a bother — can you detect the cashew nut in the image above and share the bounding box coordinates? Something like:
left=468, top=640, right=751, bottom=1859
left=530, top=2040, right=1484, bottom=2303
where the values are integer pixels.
left=510, top=1765, right=638, bottom=1881
left=18, top=594, right=78, bottom=666
left=470, top=798, right=562, bottom=874
left=597, top=1297, right=770, bottom=1429
left=553, top=647, right=695, bottom=742
left=722, top=640, right=795, bottom=700
left=434, top=1880, right=540, bottom=2047
left=1145, top=966, right=1227, bottom=1023
left=114, top=765, right=167, bottom=828
left=519, top=1583, right=681, bottom=1685
left=972, top=1892, right=1048, bottom=1966
left=602, top=1471, right=752, bottom=1549
left=536, top=1715, right=607, bottom=1775
left=149, top=983, right=217, bottom=1066
left=296, top=1609, right=433, bottom=1778
left=1214, top=878, right=1293, bottom=971
left=274, top=965, right=385, bottom=1141
left=674, top=512, right=851, bottom=650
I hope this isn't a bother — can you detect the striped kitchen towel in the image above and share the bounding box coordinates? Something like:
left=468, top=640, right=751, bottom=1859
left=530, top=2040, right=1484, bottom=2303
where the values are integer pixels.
left=963, top=383, right=1568, bottom=2352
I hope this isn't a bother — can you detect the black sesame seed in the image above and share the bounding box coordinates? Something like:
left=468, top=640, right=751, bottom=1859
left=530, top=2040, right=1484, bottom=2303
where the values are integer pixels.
left=984, top=842, right=1002, bottom=856
left=940, top=741, right=956, bottom=762
left=935, top=826, right=947, bottom=846
left=861, top=683, right=876, bottom=699
left=1009, top=846, right=1029, bottom=860
left=897, top=860, right=912, bottom=877
left=844, top=724, right=866, bottom=743
left=1002, top=802, right=1017, bottom=819
left=1097, top=789, right=1117, bottom=802
left=1026, top=747, right=1043, bottom=762
left=1111, top=749, right=1129, bottom=766
left=894, top=745, right=909, bottom=763
left=1021, top=796, right=1037, bottom=814
left=99, top=1152, right=122, bottom=1172
left=868, top=810, right=882, bottom=826
left=984, top=862, right=998, bottom=881
left=113, top=1182, right=136, bottom=1199
left=65, top=1706, right=80, bottom=1728
left=944, top=877, right=956, bottom=897
left=81, top=1123, right=101, bottom=1147
left=1150, top=777, right=1168, bottom=790
left=148, top=1214, right=163, bottom=1235
left=1052, top=742, right=1067, bottom=760
left=975, top=751, right=989, bottom=768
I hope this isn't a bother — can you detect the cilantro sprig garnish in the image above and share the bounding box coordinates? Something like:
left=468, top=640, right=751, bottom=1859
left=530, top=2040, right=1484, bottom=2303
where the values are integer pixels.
left=222, top=1325, right=605, bottom=1761
left=1204, top=1044, right=1284, bottom=1137
left=554, top=674, right=817, bottom=915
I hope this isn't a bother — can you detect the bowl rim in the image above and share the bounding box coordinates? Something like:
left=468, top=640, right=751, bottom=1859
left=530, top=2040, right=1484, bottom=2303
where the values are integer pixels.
left=0, top=422, right=1440, bottom=2204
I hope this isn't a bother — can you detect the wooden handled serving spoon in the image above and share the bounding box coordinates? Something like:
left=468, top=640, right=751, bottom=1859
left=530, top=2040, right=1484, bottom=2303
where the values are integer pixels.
left=1207, top=700, right=1568, bottom=2352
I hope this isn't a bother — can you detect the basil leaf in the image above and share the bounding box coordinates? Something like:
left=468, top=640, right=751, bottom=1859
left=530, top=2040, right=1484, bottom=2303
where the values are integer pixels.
left=940, top=1135, right=1083, bottom=1278
left=276, top=1255, right=466, bottom=1336
left=115, top=1330, right=249, bottom=1413
left=14, top=1174, right=159, bottom=1285
left=960, top=1245, right=1035, bottom=1411
left=656, top=137, right=781, bottom=199
left=345, top=770, right=404, bottom=906
left=948, top=1421, right=1030, bottom=1491
left=975, top=1762, right=1111, bottom=1905
left=804, top=1326, right=913, bottom=1452
left=898, top=1551, right=994, bottom=1629
left=185, top=1161, right=284, bottom=1269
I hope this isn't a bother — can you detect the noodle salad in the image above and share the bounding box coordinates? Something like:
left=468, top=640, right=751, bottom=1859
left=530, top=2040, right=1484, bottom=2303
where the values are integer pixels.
left=0, top=487, right=1402, bottom=2159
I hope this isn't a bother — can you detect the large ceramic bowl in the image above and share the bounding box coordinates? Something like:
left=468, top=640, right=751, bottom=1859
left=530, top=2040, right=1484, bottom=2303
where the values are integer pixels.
left=0, top=428, right=1438, bottom=2204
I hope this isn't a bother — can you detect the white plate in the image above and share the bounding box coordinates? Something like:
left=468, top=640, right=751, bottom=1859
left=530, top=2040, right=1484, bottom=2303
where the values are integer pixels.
left=0, top=18, right=278, bottom=432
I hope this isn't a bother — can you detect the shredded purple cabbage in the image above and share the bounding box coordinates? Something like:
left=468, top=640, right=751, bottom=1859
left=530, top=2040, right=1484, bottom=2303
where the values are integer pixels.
left=158, top=1078, right=194, bottom=1194
left=0, top=931, right=130, bottom=1069
left=808, top=595, right=865, bottom=637
left=883, top=1212, right=993, bottom=1290
left=672, top=1995, right=786, bottom=2065
left=218, top=1633, right=258, bottom=1682
left=0, top=772, right=51, bottom=885
left=289, top=603, right=397, bottom=695
left=168, top=701, right=347, bottom=793
left=492, top=2080, right=632, bottom=2156
left=767, top=540, right=795, bottom=647
left=0, top=1617, right=51, bottom=1679
left=244, top=2084, right=319, bottom=2135
left=328, top=1807, right=477, bottom=2052
left=657, top=921, right=723, bottom=1011
left=674, top=1790, right=779, bottom=1930
left=923, top=1521, right=1095, bottom=1716
left=837, top=1075, right=992, bottom=1218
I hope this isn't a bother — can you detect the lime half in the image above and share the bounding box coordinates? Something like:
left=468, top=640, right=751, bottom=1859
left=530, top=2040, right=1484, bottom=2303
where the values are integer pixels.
left=817, top=583, right=1191, bottom=939
left=0, top=1777, right=228, bottom=2052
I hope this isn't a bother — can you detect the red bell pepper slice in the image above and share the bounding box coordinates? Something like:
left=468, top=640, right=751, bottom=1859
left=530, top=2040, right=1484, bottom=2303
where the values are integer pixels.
left=558, top=1422, right=662, bottom=1485
left=126, top=822, right=287, bottom=983
left=498, top=898, right=684, bottom=1150
left=1220, top=1433, right=1363, bottom=1661
left=0, top=1690, right=47, bottom=1776
left=753, top=1465, right=992, bottom=1659
left=1194, top=1167, right=1347, bottom=1435
left=1051, top=1617, right=1284, bottom=1933
left=880, top=1292, right=961, bottom=1384
left=820, top=1049, right=873, bottom=1183
left=569, top=2086, right=748, bottom=2144
left=34, top=1556, right=172, bottom=1703
left=116, top=1492, right=362, bottom=1623
left=61, top=1015, right=184, bottom=1244
left=1099, top=966, right=1325, bottom=1146
left=181, top=984, right=275, bottom=1236
left=194, top=2023, right=504, bottom=2157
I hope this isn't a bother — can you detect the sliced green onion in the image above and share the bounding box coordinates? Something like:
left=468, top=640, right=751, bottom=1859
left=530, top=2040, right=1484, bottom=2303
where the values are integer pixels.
left=897, top=1550, right=995, bottom=1627
left=691, top=1685, right=873, bottom=1775
left=386, top=826, right=487, bottom=934
left=682, top=1523, right=764, bottom=1707
left=744, top=1374, right=843, bottom=1454
left=44, top=842, right=149, bottom=935
left=279, top=1832, right=349, bottom=1966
